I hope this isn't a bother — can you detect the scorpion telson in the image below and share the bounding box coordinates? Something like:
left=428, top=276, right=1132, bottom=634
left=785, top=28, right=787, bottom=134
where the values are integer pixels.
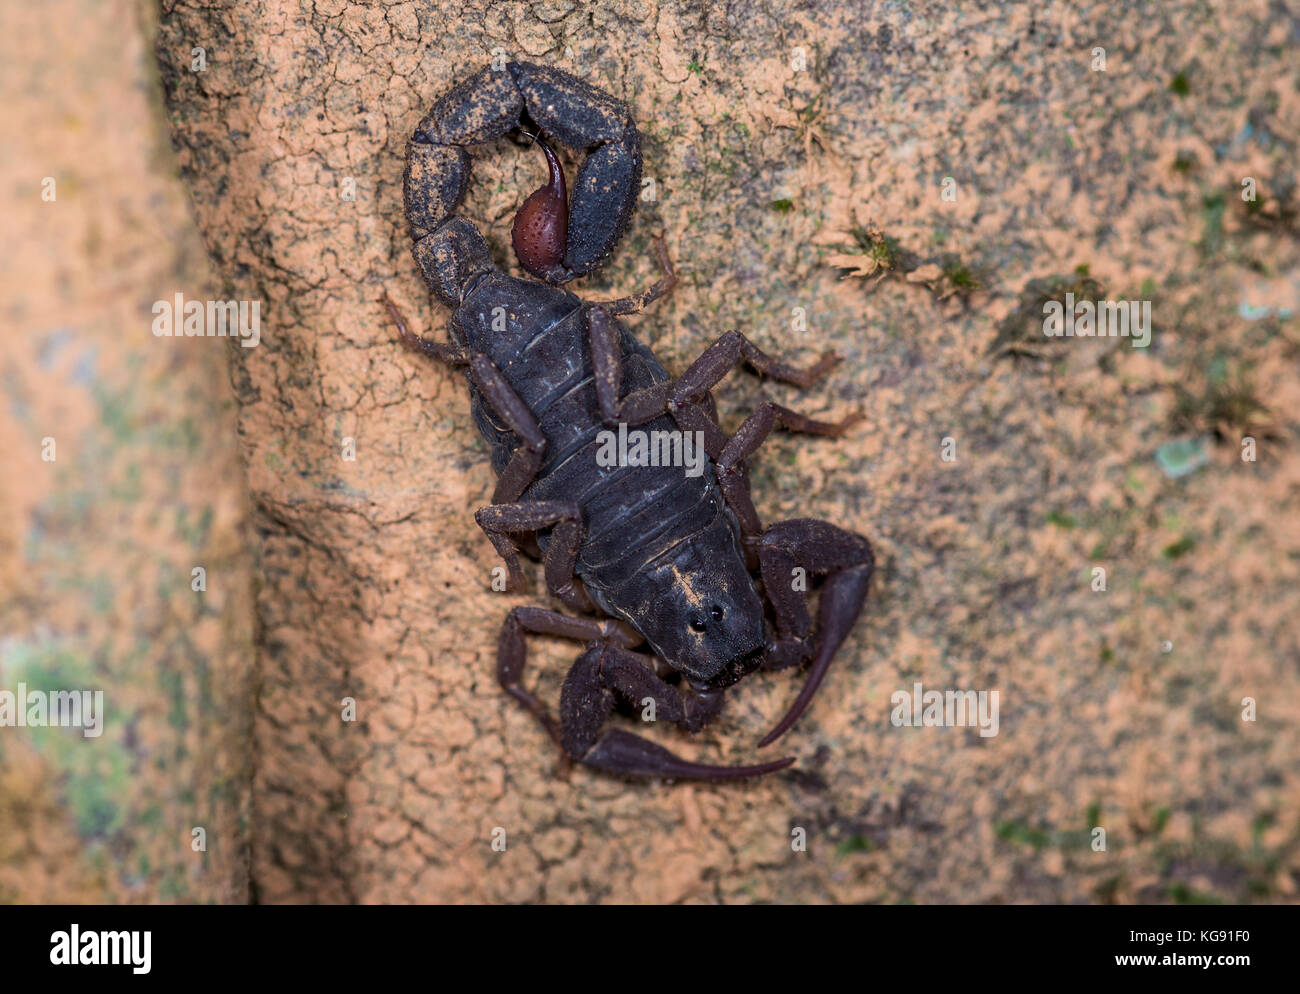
left=510, top=133, right=569, bottom=280
left=388, top=61, right=875, bottom=781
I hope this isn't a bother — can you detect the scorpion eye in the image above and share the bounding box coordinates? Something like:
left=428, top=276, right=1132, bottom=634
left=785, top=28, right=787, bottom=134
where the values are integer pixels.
left=689, top=613, right=706, bottom=633
left=710, top=605, right=725, bottom=621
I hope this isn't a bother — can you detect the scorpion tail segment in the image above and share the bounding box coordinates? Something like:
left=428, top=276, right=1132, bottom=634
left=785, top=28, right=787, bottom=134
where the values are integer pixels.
left=404, top=142, right=470, bottom=241
left=508, top=62, right=643, bottom=281
left=581, top=730, right=795, bottom=781
left=405, top=140, right=493, bottom=306
left=410, top=217, right=495, bottom=308
left=756, top=520, right=875, bottom=749
left=565, top=130, right=642, bottom=279
left=405, top=65, right=528, bottom=305
left=507, top=63, right=628, bottom=150
left=511, top=138, right=569, bottom=280
left=405, top=62, right=641, bottom=290
left=415, top=65, right=525, bottom=148
left=406, top=65, right=525, bottom=241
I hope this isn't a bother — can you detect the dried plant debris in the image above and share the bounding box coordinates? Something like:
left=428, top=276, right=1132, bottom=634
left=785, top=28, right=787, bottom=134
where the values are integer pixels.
left=823, top=224, right=911, bottom=282
left=907, top=255, right=984, bottom=301
left=826, top=225, right=983, bottom=301
left=988, top=267, right=1107, bottom=359
left=1169, top=355, right=1274, bottom=442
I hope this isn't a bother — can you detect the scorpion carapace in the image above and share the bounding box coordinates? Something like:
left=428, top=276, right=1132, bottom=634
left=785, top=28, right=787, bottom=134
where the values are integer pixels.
left=389, top=61, right=875, bottom=781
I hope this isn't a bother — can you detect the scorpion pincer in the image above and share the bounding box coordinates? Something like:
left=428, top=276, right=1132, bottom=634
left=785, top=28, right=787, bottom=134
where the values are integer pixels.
left=385, top=61, right=875, bottom=781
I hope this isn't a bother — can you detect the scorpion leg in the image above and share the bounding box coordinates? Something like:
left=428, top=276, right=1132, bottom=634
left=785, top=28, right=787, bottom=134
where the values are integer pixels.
left=497, top=607, right=638, bottom=747
left=385, top=298, right=550, bottom=505
left=587, top=307, right=673, bottom=427
left=670, top=329, right=844, bottom=404
left=755, top=519, right=874, bottom=747
left=475, top=501, right=592, bottom=612
left=714, top=401, right=865, bottom=541
left=666, top=329, right=857, bottom=463
left=381, top=291, right=470, bottom=365
left=562, top=644, right=795, bottom=780
left=655, top=333, right=862, bottom=546
left=589, top=233, right=678, bottom=316
left=588, top=313, right=852, bottom=439
left=465, top=353, right=548, bottom=504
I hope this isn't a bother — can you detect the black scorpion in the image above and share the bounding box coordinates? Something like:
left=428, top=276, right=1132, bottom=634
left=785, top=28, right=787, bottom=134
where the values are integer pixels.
left=384, top=62, right=875, bottom=780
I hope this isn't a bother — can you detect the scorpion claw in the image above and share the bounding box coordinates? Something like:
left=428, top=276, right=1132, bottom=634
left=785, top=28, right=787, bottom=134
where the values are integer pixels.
left=581, top=729, right=793, bottom=781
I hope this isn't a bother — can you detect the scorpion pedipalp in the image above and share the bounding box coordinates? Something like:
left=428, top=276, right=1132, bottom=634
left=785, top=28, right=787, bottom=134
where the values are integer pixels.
left=561, top=644, right=795, bottom=781
left=580, top=729, right=796, bottom=781
left=756, top=519, right=876, bottom=747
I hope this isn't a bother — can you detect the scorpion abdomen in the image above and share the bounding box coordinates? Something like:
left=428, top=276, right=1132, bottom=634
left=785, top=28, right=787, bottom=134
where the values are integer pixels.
left=455, top=274, right=749, bottom=627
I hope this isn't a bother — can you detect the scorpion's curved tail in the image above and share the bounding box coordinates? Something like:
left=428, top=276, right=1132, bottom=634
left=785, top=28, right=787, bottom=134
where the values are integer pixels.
left=403, top=61, right=642, bottom=307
